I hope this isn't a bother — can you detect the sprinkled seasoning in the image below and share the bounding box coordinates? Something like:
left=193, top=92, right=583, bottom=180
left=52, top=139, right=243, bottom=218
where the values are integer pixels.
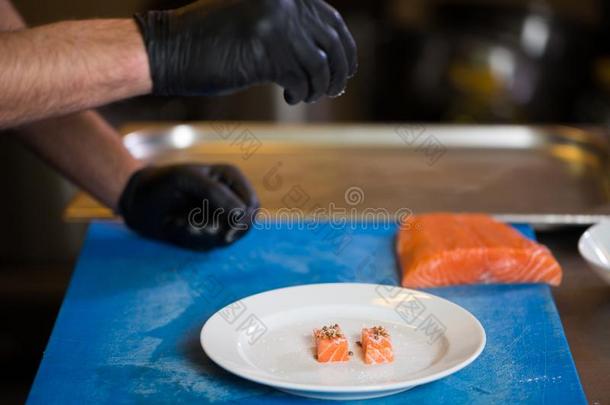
left=313, top=323, right=351, bottom=363
left=370, top=326, right=389, bottom=338
left=314, top=323, right=344, bottom=339
left=361, top=326, right=394, bottom=364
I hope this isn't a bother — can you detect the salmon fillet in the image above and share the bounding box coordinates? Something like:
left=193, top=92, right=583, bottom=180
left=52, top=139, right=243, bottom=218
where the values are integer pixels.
left=397, top=213, right=562, bottom=288
left=313, top=324, right=351, bottom=363
left=361, top=326, right=394, bottom=364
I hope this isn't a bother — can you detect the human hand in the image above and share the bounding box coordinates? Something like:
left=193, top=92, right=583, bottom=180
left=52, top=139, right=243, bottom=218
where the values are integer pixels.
left=134, top=0, right=357, bottom=104
left=118, top=164, right=259, bottom=251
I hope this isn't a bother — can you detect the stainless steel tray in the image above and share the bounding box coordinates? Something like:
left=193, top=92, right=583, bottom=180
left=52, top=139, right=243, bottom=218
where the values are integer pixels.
left=65, top=123, right=610, bottom=227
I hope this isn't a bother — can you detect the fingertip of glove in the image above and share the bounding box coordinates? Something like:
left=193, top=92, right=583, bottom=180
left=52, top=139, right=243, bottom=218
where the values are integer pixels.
left=348, top=63, right=359, bottom=78
left=284, top=89, right=300, bottom=105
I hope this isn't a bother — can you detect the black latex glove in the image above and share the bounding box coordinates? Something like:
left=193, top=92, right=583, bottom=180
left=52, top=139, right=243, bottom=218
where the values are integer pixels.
left=134, top=0, right=357, bottom=104
left=118, top=164, right=259, bottom=251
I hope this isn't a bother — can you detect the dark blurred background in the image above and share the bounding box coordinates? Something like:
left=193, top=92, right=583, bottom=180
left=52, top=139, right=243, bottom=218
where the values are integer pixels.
left=2, top=0, right=610, bottom=402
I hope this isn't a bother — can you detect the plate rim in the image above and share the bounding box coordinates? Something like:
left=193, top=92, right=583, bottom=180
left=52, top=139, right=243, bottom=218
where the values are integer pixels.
left=200, top=282, right=486, bottom=394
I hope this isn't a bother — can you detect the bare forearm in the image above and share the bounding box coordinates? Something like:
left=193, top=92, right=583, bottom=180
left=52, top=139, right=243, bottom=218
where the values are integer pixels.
left=1, top=3, right=144, bottom=209
left=0, top=0, right=24, bottom=31
left=18, top=111, right=144, bottom=210
left=0, top=19, right=151, bottom=129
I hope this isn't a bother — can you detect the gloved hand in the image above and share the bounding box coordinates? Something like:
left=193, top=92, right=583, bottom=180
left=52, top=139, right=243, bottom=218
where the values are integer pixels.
left=118, top=164, right=259, bottom=251
left=134, top=0, right=357, bottom=104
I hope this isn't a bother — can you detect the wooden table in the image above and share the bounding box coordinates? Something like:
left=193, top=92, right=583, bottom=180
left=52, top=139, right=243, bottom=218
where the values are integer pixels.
left=539, top=228, right=610, bottom=404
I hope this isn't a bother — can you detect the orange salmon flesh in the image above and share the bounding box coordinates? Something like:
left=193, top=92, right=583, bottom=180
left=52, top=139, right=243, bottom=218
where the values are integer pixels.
left=313, top=325, right=351, bottom=363
left=361, top=327, right=394, bottom=364
left=397, top=213, right=563, bottom=288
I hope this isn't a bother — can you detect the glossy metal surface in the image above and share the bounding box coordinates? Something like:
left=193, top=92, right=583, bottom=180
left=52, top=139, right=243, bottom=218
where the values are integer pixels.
left=65, top=123, right=610, bottom=226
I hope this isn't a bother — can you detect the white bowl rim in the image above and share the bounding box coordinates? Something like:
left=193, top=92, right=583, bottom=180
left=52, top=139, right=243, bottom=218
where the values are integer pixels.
left=578, top=222, right=610, bottom=272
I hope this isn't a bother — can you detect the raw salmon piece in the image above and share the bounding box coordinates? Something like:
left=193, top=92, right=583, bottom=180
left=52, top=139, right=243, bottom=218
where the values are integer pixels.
left=313, top=324, right=351, bottom=363
left=361, top=326, right=394, bottom=365
left=397, top=213, right=563, bottom=288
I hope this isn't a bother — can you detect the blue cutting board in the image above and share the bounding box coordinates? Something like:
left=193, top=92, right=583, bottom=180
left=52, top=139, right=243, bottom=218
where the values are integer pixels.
left=27, top=221, right=586, bottom=404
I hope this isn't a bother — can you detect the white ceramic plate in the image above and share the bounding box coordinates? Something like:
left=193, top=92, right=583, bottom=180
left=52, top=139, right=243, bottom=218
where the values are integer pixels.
left=200, top=283, right=486, bottom=400
left=579, top=221, right=610, bottom=285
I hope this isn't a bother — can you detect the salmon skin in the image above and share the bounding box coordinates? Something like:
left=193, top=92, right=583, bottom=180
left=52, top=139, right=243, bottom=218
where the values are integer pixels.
left=313, top=324, right=351, bottom=363
left=361, top=326, right=394, bottom=365
left=397, top=213, right=562, bottom=288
